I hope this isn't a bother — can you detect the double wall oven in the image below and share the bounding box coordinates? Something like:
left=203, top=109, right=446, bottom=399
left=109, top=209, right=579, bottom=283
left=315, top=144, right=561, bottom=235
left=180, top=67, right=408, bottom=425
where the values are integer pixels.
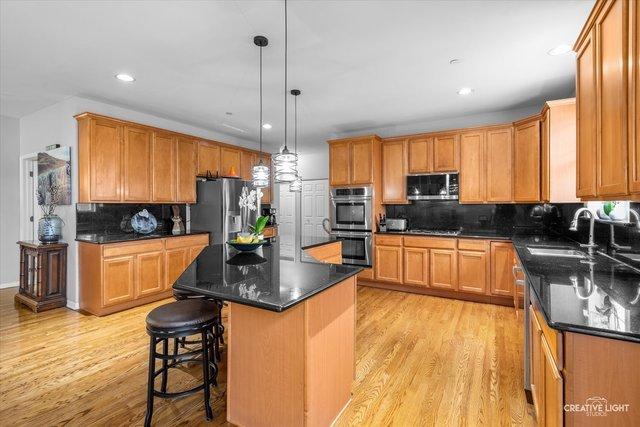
left=329, top=187, right=373, bottom=267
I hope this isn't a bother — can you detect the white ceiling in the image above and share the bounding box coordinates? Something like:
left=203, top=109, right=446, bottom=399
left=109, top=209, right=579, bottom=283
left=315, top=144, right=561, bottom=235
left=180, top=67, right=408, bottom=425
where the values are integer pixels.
left=1, top=0, right=594, bottom=150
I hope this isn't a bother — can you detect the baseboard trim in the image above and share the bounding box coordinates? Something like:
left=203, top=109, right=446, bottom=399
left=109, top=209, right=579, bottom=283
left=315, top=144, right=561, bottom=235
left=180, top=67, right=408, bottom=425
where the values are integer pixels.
left=0, top=281, right=18, bottom=289
left=66, top=300, right=80, bottom=310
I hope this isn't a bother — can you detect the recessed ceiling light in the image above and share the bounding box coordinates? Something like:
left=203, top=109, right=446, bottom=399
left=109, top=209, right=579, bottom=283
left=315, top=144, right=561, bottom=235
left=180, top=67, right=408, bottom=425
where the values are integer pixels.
left=449, top=59, right=460, bottom=65
left=547, top=44, right=573, bottom=56
left=262, top=123, right=272, bottom=130
left=457, top=87, right=473, bottom=96
left=222, top=123, right=247, bottom=133
left=225, top=112, right=233, bottom=116
left=115, top=73, right=135, bottom=82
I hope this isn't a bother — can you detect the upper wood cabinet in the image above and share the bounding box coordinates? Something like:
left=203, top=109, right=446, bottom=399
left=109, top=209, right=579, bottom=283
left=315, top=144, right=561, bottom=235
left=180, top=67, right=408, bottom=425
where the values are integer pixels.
left=485, top=127, right=514, bottom=203
left=459, top=131, right=486, bottom=203
left=490, top=242, right=514, bottom=297
left=151, top=132, right=176, bottom=202
left=122, top=126, right=152, bottom=202
left=328, top=136, right=379, bottom=186
left=631, top=0, right=640, bottom=193
left=240, top=150, right=258, bottom=181
left=197, top=141, right=220, bottom=177
left=220, top=147, right=241, bottom=178
left=176, top=137, right=197, bottom=203
left=407, top=137, right=433, bottom=173
left=432, top=134, right=459, bottom=172
left=513, top=118, right=541, bottom=202
left=575, top=0, right=638, bottom=199
left=381, top=139, right=407, bottom=203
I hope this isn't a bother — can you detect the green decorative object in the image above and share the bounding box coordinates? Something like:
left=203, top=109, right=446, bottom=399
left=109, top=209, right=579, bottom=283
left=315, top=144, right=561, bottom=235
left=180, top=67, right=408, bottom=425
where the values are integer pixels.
left=251, top=215, right=270, bottom=236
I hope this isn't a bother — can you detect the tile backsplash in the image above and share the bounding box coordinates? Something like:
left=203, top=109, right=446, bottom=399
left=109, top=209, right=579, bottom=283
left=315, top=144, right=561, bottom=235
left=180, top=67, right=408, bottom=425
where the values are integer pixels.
left=76, top=203, right=186, bottom=234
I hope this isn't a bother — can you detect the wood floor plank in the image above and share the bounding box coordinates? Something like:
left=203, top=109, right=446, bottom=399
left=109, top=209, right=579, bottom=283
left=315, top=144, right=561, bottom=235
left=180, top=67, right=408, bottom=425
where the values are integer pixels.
left=1, top=286, right=534, bottom=426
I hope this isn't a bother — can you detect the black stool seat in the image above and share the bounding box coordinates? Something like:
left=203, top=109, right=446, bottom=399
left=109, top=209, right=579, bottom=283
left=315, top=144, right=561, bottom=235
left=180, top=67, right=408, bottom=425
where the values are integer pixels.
left=172, top=288, right=226, bottom=352
left=146, top=299, right=217, bottom=331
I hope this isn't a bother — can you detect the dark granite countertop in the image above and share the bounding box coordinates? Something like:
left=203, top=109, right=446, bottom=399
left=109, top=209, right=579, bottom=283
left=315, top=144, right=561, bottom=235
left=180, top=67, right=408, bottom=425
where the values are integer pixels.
left=511, top=235, right=640, bottom=343
left=76, top=230, right=209, bottom=244
left=301, top=235, right=342, bottom=250
left=173, top=239, right=362, bottom=312
left=376, top=229, right=514, bottom=240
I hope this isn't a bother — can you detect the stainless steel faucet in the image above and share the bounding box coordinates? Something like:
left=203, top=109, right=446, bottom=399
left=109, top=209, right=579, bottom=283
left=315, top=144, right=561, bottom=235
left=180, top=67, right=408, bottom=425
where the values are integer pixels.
left=610, top=208, right=640, bottom=252
left=569, top=207, right=597, bottom=252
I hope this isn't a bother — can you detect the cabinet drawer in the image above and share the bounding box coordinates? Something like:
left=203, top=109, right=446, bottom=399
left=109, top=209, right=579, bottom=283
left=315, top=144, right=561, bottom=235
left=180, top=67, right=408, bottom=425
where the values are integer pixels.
left=102, top=240, right=164, bottom=257
left=375, top=234, right=403, bottom=246
left=457, top=239, right=488, bottom=251
left=165, top=234, right=210, bottom=249
left=403, top=236, right=456, bottom=249
left=532, top=303, right=563, bottom=369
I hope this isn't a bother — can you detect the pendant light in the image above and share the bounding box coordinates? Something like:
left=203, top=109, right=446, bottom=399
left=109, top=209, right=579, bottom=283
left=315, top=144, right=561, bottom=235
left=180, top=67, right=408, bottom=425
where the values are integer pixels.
left=273, top=0, right=298, bottom=182
left=251, top=35, right=270, bottom=188
left=289, top=89, right=303, bottom=192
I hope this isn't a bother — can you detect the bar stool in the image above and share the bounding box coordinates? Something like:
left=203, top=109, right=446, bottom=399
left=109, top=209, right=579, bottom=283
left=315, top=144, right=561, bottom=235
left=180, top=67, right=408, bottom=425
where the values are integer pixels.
left=172, top=289, right=225, bottom=356
left=144, top=299, right=219, bottom=427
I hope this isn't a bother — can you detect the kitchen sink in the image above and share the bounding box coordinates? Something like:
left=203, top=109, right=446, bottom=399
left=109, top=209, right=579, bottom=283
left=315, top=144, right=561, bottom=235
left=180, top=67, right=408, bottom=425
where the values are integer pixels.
left=526, top=247, right=587, bottom=259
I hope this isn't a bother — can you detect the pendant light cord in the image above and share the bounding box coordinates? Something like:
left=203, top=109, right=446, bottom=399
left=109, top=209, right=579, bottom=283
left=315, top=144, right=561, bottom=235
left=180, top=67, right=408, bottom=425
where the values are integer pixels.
left=259, top=44, right=263, bottom=156
left=283, top=0, right=288, bottom=151
left=294, top=93, right=297, bottom=154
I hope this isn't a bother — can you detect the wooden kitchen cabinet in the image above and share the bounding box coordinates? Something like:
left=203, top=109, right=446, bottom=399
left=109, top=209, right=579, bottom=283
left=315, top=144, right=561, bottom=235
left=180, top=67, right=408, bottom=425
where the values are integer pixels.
left=490, top=242, right=514, bottom=297
left=350, top=139, right=374, bottom=184
left=407, top=137, right=433, bottom=173
left=403, top=247, right=429, bottom=286
left=259, top=154, right=272, bottom=204
left=457, top=247, right=488, bottom=294
left=576, top=27, right=598, bottom=198
left=530, top=306, right=545, bottom=423
left=432, top=133, right=459, bottom=172
left=513, top=117, right=541, bottom=202
left=328, top=136, right=379, bottom=186
left=381, top=139, right=407, bottom=203
left=151, top=132, right=177, bottom=202
left=136, top=251, right=164, bottom=297
left=329, top=141, right=351, bottom=186
left=485, top=127, right=514, bottom=202
left=197, top=141, right=220, bottom=177
left=375, top=244, right=403, bottom=284
left=429, top=249, right=457, bottom=290
left=631, top=0, right=640, bottom=193
left=542, top=327, right=564, bottom=427
left=459, top=131, right=485, bottom=203
left=102, top=256, right=135, bottom=307
left=122, top=126, right=152, bottom=202
left=165, top=248, right=189, bottom=290
left=176, top=137, right=197, bottom=203
left=240, top=150, right=258, bottom=181
left=220, top=147, right=241, bottom=177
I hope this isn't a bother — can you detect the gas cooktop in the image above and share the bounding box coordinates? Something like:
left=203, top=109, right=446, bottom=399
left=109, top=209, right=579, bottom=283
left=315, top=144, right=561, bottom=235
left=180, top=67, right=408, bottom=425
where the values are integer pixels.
left=407, top=229, right=461, bottom=236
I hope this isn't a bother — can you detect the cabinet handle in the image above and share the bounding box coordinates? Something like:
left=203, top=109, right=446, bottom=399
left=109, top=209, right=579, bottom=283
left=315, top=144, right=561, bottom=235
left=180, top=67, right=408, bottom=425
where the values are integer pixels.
left=512, top=264, right=522, bottom=279
left=515, top=279, right=525, bottom=287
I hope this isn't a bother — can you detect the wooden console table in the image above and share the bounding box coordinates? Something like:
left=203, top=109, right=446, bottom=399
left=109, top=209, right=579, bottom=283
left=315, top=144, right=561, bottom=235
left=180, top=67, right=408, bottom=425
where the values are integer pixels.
left=15, top=241, right=67, bottom=312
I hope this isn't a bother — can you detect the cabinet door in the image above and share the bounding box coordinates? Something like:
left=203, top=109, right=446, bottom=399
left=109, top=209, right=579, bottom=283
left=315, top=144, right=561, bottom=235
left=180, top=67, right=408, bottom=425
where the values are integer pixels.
left=530, top=306, right=545, bottom=423
left=176, top=138, right=197, bottom=203
left=408, top=137, right=433, bottom=173
left=490, top=242, right=514, bottom=296
left=596, top=0, right=629, bottom=197
left=136, top=251, right=164, bottom=297
left=165, top=248, right=188, bottom=289
left=374, top=245, right=403, bottom=283
left=429, top=249, right=457, bottom=290
left=542, top=334, right=563, bottom=427
left=221, top=147, right=241, bottom=177
left=632, top=0, right=640, bottom=194
left=382, top=140, right=407, bottom=203
left=541, top=110, right=550, bottom=202
left=403, top=247, right=429, bottom=286
left=189, top=245, right=206, bottom=263
left=514, top=120, right=541, bottom=202
left=432, top=134, right=458, bottom=172
left=122, top=126, right=152, bottom=202
left=486, top=127, right=513, bottom=202
left=197, top=141, right=220, bottom=177
left=89, top=117, right=122, bottom=201
left=459, top=131, right=485, bottom=203
left=329, top=141, right=351, bottom=186
left=350, top=139, right=373, bottom=184
left=102, top=256, right=135, bottom=306
left=240, top=150, right=258, bottom=181
left=458, top=250, right=487, bottom=294
left=152, top=132, right=176, bottom=202
left=576, top=28, right=598, bottom=198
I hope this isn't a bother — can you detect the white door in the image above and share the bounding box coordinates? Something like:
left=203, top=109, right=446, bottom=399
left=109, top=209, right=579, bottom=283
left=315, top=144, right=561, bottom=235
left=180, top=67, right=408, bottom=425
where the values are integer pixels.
left=301, top=179, right=329, bottom=261
left=278, top=183, right=296, bottom=259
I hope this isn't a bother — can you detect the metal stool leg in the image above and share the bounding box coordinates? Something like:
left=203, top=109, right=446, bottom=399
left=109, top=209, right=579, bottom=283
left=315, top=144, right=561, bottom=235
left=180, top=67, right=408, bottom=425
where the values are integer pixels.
left=201, top=330, right=213, bottom=421
left=160, top=338, right=169, bottom=393
left=144, top=335, right=156, bottom=427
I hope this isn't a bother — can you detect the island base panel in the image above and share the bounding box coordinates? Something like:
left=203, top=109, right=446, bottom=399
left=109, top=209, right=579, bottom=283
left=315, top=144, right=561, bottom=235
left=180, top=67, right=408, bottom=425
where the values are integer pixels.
left=227, top=276, right=356, bottom=427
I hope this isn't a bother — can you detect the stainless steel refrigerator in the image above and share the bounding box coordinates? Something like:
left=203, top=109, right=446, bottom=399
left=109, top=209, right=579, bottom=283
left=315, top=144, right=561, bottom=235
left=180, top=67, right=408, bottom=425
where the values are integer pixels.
left=190, top=179, right=260, bottom=244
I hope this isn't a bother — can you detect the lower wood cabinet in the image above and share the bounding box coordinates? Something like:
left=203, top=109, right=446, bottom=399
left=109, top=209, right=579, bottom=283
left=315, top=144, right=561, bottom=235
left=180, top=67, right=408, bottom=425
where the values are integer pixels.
left=403, top=247, right=429, bottom=286
left=430, top=249, right=457, bottom=290
left=375, top=245, right=403, bottom=283
left=304, top=241, right=343, bottom=265
left=458, top=250, right=487, bottom=294
left=490, top=241, right=515, bottom=297
left=79, top=233, right=209, bottom=316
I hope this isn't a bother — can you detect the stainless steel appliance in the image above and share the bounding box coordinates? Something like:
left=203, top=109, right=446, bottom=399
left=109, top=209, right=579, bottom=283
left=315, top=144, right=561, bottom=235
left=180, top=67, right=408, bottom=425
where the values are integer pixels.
left=513, top=254, right=531, bottom=394
left=407, top=173, right=459, bottom=200
left=190, top=179, right=259, bottom=244
left=386, top=218, right=407, bottom=232
left=329, top=186, right=373, bottom=231
left=332, top=230, right=372, bottom=267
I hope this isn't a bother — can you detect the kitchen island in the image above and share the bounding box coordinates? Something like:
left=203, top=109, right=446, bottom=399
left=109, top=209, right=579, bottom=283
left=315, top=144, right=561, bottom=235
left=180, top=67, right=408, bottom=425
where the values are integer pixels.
left=173, top=240, right=362, bottom=427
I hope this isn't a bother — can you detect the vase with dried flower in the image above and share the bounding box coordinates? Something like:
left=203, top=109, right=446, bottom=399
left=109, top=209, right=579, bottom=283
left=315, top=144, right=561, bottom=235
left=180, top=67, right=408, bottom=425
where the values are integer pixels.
left=37, top=183, right=64, bottom=243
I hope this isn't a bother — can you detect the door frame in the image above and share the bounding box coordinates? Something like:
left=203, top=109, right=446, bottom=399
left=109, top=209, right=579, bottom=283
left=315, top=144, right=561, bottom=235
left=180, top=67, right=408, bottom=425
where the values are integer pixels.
left=19, top=153, right=39, bottom=241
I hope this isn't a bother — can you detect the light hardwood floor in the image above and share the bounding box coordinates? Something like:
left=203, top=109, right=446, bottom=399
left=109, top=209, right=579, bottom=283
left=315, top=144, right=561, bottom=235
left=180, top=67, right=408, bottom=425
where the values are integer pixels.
left=0, top=286, right=535, bottom=426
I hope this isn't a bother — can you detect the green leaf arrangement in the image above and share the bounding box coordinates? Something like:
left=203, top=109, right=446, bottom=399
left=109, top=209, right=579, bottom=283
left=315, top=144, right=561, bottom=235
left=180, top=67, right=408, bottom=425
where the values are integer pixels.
left=250, top=215, right=270, bottom=236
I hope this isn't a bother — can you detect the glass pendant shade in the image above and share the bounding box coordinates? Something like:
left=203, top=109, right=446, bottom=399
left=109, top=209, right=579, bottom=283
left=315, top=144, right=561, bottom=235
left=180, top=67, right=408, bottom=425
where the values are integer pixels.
left=289, top=173, right=302, bottom=192
left=274, top=146, right=298, bottom=182
left=252, top=162, right=270, bottom=188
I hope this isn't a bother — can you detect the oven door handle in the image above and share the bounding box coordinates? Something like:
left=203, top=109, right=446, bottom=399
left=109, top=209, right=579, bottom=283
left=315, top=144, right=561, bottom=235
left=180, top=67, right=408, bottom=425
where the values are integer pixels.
left=334, top=232, right=372, bottom=238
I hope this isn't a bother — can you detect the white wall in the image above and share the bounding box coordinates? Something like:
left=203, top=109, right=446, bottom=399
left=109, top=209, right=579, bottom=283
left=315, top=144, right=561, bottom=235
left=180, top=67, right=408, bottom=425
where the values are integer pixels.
left=19, top=96, right=268, bottom=308
left=1, top=115, right=20, bottom=287
left=298, top=148, right=329, bottom=181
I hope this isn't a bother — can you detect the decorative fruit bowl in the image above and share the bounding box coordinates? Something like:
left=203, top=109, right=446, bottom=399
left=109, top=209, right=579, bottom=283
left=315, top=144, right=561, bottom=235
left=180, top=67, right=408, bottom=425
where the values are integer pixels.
left=226, top=239, right=267, bottom=252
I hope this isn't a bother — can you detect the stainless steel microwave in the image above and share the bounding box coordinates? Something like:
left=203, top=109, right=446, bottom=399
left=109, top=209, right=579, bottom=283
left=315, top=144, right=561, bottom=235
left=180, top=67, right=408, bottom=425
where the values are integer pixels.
left=407, top=173, right=459, bottom=200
